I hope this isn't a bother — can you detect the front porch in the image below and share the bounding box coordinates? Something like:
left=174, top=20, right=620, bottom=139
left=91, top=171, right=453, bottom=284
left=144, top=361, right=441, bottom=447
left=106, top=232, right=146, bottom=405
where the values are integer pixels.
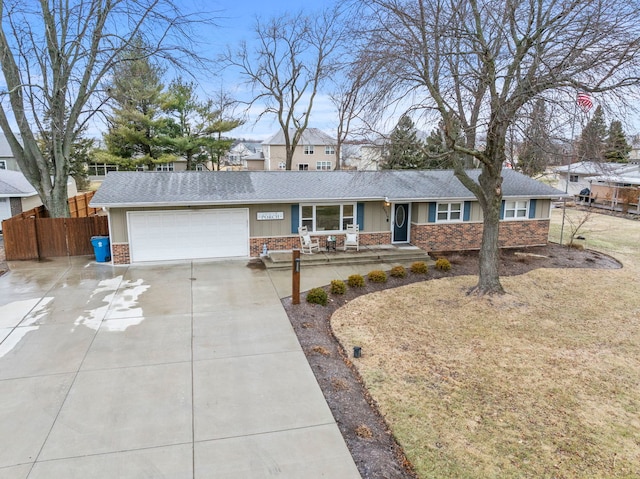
left=260, top=244, right=433, bottom=270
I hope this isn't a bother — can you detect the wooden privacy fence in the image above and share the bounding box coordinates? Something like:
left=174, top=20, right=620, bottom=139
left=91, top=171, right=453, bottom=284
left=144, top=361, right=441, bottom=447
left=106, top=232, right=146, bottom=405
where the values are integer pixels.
left=2, top=192, right=109, bottom=261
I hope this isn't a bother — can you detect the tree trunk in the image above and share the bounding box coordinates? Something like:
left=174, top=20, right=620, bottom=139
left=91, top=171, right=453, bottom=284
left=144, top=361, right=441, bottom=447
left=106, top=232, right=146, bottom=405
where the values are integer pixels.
left=43, top=178, right=71, bottom=217
left=474, top=192, right=504, bottom=295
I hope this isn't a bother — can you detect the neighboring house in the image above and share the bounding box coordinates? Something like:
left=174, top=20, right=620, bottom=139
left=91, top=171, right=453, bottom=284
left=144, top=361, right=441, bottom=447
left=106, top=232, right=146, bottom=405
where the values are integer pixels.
left=0, top=132, right=21, bottom=171
left=553, top=161, right=626, bottom=195
left=90, top=169, right=565, bottom=265
left=0, top=169, right=40, bottom=228
left=262, top=128, right=337, bottom=171
left=225, top=141, right=264, bottom=170
left=0, top=170, right=77, bottom=228
left=342, top=140, right=385, bottom=171
left=588, top=163, right=640, bottom=213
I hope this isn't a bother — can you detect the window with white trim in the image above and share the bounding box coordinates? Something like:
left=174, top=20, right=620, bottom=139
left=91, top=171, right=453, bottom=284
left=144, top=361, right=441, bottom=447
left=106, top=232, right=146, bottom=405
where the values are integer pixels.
left=298, top=163, right=309, bottom=171
left=304, top=145, right=314, bottom=155
left=504, top=200, right=528, bottom=219
left=0, top=160, right=6, bottom=170
left=437, top=202, right=462, bottom=222
left=156, top=162, right=174, bottom=172
left=316, top=161, right=331, bottom=171
left=325, top=146, right=335, bottom=155
left=301, top=203, right=356, bottom=232
left=569, top=175, right=579, bottom=183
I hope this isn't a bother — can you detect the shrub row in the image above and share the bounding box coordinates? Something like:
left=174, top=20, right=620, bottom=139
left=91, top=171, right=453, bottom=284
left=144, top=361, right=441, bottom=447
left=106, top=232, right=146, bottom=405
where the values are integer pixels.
left=306, top=258, right=451, bottom=306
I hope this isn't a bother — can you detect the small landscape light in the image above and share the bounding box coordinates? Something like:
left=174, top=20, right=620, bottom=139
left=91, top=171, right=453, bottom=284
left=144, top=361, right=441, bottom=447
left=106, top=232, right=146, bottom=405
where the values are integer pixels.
left=353, top=346, right=362, bottom=358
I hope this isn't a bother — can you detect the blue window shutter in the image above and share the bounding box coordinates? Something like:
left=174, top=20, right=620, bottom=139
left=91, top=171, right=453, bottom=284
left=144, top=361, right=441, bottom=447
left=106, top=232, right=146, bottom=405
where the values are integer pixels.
left=463, top=201, right=471, bottom=221
left=291, top=204, right=299, bottom=233
left=428, top=202, right=436, bottom=223
left=500, top=200, right=505, bottom=220
left=528, top=199, right=537, bottom=219
left=356, top=203, right=365, bottom=229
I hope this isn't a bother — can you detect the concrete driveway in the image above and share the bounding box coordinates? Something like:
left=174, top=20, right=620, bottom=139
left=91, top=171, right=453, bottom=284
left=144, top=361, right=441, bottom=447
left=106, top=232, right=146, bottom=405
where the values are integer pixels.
left=0, top=257, right=361, bottom=478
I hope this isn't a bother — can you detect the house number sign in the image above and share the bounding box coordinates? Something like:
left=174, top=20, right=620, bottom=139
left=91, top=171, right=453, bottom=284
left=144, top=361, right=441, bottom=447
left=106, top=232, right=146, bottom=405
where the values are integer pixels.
left=257, top=212, right=284, bottom=221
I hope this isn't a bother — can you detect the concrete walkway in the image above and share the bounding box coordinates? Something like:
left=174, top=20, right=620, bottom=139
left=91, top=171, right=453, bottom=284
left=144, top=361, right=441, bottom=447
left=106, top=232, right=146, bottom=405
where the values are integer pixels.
left=0, top=256, right=361, bottom=478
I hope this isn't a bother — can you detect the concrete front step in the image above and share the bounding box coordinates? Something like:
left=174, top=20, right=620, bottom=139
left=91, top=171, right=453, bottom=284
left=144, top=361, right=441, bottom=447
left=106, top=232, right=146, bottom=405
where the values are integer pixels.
left=261, top=246, right=434, bottom=270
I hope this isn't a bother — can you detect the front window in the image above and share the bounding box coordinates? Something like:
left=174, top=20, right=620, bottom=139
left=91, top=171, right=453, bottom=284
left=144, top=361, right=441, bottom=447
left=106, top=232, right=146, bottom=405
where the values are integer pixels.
left=304, top=145, right=314, bottom=155
left=156, top=162, right=174, bottom=172
left=300, top=203, right=356, bottom=232
left=504, top=200, right=528, bottom=219
left=0, top=160, right=6, bottom=170
left=437, top=202, right=462, bottom=222
left=325, top=146, right=335, bottom=155
left=569, top=175, right=579, bottom=182
left=316, top=161, right=332, bottom=171
left=298, top=163, right=309, bottom=171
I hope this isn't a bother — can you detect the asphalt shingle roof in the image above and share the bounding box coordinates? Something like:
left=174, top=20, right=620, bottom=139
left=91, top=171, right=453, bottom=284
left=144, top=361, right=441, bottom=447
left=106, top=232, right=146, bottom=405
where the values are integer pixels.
left=262, top=128, right=336, bottom=146
left=0, top=169, right=37, bottom=197
left=90, top=169, right=566, bottom=208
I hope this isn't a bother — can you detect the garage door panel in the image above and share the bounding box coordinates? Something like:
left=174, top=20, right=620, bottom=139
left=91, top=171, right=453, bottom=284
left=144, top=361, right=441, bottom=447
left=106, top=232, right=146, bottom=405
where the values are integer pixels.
left=128, top=209, right=249, bottom=262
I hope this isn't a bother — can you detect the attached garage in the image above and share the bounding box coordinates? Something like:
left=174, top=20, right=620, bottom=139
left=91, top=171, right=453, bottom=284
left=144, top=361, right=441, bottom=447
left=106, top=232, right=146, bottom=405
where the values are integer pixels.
left=127, top=209, right=249, bottom=262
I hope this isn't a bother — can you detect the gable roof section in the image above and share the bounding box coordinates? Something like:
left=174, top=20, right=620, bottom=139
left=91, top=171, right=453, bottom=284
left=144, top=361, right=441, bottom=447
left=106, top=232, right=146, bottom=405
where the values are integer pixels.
left=0, top=169, right=38, bottom=198
left=262, top=128, right=336, bottom=146
left=91, top=169, right=566, bottom=208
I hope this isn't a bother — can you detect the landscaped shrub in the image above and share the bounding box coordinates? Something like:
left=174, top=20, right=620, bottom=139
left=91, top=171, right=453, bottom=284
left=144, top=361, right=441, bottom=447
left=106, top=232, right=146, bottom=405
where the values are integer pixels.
left=330, top=279, right=347, bottom=295
left=347, top=274, right=365, bottom=288
left=367, top=270, right=387, bottom=283
left=390, top=265, right=407, bottom=278
left=306, top=287, right=328, bottom=306
left=410, top=261, right=428, bottom=274
left=435, top=258, right=452, bottom=272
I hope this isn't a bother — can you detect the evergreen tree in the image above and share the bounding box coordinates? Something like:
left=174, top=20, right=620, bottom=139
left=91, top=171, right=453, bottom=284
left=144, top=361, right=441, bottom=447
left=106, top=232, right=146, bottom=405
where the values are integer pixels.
left=576, top=105, right=606, bottom=162
left=423, top=117, right=465, bottom=169
left=517, top=99, right=552, bottom=176
left=382, top=115, right=426, bottom=169
left=160, top=78, right=209, bottom=170
left=101, top=39, right=174, bottom=170
left=604, top=120, right=631, bottom=163
left=38, top=130, right=93, bottom=191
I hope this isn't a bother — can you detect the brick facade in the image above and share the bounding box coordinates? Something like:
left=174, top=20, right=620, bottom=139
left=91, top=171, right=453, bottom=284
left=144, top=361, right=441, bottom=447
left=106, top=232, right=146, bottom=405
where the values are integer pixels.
left=116, top=221, right=548, bottom=264
left=410, top=219, right=550, bottom=252
left=112, top=243, right=130, bottom=265
left=250, top=231, right=393, bottom=256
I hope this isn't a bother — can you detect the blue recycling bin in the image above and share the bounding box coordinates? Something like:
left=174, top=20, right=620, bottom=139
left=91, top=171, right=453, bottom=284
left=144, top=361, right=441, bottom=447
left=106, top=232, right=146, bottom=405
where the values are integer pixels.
left=90, top=236, right=111, bottom=262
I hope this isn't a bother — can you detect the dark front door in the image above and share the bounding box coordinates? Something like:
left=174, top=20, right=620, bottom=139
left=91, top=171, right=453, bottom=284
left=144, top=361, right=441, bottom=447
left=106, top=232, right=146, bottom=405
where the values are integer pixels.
left=393, top=203, right=409, bottom=243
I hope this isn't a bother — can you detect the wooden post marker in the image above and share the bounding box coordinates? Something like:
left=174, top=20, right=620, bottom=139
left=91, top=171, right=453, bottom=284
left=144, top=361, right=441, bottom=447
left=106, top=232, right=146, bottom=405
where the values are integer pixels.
left=292, top=249, right=301, bottom=305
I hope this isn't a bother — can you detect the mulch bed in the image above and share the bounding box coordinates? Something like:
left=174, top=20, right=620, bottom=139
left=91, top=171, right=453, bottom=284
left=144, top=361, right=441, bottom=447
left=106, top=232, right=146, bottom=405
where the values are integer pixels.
left=281, top=244, right=621, bottom=479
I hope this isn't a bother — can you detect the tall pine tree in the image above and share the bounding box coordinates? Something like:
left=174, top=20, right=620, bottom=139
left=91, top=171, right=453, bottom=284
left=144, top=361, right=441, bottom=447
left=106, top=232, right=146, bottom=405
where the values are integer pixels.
left=101, top=39, right=174, bottom=170
left=517, top=99, right=552, bottom=176
left=382, top=115, right=426, bottom=169
left=576, top=105, right=607, bottom=162
left=604, top=120, right=631, bottom=163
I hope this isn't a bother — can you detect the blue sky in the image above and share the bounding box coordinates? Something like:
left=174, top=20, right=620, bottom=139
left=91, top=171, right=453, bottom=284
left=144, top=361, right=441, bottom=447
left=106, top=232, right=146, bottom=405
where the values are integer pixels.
left=180, top=0, right=342, bottom=141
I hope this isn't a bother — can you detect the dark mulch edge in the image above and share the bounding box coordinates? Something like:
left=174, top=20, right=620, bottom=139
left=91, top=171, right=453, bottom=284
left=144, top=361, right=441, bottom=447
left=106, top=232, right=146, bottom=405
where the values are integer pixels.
left=281, top=244, right=621, bottom=479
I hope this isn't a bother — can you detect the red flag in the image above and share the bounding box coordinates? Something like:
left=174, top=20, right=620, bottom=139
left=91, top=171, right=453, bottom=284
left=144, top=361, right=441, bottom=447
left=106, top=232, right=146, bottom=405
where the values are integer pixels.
left=577, top=92, right=593, bottom=113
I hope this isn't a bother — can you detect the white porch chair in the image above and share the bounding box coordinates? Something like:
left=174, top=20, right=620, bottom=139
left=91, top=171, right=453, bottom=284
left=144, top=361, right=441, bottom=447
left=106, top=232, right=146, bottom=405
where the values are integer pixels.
left=344, top=224, right=360, bottom=251
left=298, top=226, right=320, bottom=254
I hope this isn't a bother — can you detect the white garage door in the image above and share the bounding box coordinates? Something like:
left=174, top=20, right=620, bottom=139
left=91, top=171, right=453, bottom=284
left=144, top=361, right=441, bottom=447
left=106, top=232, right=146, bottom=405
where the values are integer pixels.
left=128, top=209, right=249, bottom=262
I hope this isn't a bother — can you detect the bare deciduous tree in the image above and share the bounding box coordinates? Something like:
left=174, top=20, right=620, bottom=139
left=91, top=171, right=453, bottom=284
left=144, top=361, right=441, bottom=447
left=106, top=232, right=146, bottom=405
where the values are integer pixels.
left=0, top=0, right=209, bottom=217
left=329, top=67, right=376, bottom=170
left=225, top=9, right=344, bottom=170
left=358, top=0, right=640, bottom=294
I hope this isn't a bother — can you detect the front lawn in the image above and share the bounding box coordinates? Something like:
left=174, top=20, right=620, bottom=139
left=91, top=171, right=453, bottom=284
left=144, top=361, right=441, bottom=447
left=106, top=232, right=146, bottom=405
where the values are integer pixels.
left=331, top=209, right=640, bottom=478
